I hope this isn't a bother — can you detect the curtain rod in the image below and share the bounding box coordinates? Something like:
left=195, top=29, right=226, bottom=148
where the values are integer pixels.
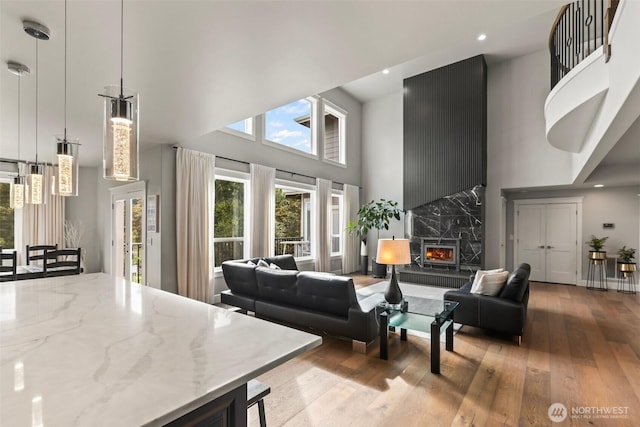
left=0, top=157, right=54, bottom=166
left=172, top=146, right=359, bottom=188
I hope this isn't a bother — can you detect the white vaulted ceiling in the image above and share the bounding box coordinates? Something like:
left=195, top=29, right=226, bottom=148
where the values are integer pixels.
left=1, top=0, right=565, bottom=166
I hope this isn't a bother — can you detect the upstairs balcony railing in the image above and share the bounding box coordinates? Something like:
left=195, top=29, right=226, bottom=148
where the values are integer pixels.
left=549, top=0, right=619, bottom=89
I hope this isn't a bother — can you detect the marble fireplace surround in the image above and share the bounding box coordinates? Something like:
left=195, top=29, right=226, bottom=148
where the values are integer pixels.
left=406, top=185, right=484, bottom=273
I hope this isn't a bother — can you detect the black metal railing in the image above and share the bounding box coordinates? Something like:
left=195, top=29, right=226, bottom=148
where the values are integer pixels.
left=549, top=0, right=619, bottom=89
left=132, top=242, right=143, bottom=284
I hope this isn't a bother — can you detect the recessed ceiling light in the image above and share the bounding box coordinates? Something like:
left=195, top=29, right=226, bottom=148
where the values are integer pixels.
left=477, top=34, right=487, bottom=41
left=593, top=184, right=604, bottom=188
left=382, top=69, right=390, bottom=75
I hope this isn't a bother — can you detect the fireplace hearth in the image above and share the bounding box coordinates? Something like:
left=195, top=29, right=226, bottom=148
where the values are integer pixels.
left=421, top=238, right=460, bottom=271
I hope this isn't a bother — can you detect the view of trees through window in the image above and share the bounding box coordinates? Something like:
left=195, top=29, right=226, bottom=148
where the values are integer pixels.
left=131, top=198, right=143, bottom=284
left=0, top=182, right=14, bottom=249
left=214, top=179, right=245, bottom=267
left=275, top=187, right=311, bottom=257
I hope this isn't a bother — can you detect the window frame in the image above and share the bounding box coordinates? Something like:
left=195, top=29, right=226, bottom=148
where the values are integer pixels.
left=0, top=176, right=20, bottom=252
left=322, top=100, right=347, bottom=167
left=330, top=190, right=344, bottom=257
left=220, top=117, right=256, bottom=141
left=263, top=97, right=319, bottom=159
left=274, top=179, right=316, bottom=261
left=212, top=169, right=250, bottom=272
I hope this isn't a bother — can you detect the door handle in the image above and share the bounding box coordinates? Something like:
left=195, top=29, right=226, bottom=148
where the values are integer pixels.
left=547, top=246, right=554, bottom=249
left=538, top=245, right=545, bottom=249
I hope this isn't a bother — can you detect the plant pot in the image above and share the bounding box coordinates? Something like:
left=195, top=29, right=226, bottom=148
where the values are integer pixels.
left=618, top=262, right=637, bottom=278
left=372, top=259, right=387, bottom=279
left=360, top=255, right=369, bottom=275
left=588, top=251, right=606, bottom=264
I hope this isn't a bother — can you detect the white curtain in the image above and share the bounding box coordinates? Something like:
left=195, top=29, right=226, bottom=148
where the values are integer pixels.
left=20, top=164, right=64, bottom=265
left=315, top=178, right=332, bottom=272
left=176, top=148, right=215, bottom=302
left=250, top=164, right=275, bottom=257
left=342, top=183, right=360, bottom=274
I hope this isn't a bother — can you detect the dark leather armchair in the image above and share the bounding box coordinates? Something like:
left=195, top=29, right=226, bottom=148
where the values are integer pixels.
left=444, top=263, right=531, bottom=344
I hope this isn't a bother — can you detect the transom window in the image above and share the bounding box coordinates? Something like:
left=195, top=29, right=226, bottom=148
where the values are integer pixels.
left=224, top=118, right=254, bottom=138
left=265, top=98, right=316, bottom=155
left=323, top=101, right=346, bottom=165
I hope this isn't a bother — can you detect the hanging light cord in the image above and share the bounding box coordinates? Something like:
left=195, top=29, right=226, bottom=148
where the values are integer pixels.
left=64, top=0, right=67, bottom=140
left=120, top=0, right=124, bottom=96
left=17, top=75, right=21, bottom=162
left=35, top=39, right=38, bottom=165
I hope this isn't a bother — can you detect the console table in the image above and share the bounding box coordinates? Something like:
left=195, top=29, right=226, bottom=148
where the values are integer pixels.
left=0, top=273, right=321, bottom=426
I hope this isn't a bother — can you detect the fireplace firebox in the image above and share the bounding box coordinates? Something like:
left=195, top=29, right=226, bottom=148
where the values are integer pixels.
left=421, top=239, right=460, bottom=271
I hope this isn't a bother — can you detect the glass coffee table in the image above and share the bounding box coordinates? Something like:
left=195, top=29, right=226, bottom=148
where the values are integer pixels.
left=378, top=296, right=459, bottom=374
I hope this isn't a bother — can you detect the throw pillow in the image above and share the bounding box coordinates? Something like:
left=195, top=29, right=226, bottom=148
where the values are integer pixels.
left=470, top=268, right=504, bottom=293
left=471, top=270, right=509, bottom=296
left=257, top=259, right=270, bottom=268
left=246, top=260, right=256, bottom=266
left=269, top=263, right=281, bottom=270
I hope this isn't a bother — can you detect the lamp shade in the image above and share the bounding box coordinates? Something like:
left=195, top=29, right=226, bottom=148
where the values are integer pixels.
left=102, top=85, right=139, bottom=181
left=10, top=176, right=25, bottom=209
left=376, top=238, right=411, bottom=265
left=27, top=163, right=45, bottom=205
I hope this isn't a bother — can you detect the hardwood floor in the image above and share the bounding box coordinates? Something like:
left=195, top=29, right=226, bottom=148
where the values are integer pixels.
left=248, top=281, right=640, bottom=426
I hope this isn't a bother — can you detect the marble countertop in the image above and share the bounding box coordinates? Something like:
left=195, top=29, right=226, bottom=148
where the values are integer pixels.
left=0, top=273, right=321, bottom=426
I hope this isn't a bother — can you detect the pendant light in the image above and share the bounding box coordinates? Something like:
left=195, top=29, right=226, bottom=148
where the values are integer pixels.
left=53, top=0, right=79, bottom=197
left=99, top=0, right=139, bottom=181
left=24, top=20, right=50, bottom=205
left=7, top=61, right=30, bottom=209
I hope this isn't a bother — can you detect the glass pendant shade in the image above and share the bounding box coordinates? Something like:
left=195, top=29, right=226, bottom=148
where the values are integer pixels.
left=52, top=136, right=79, bottom=196
left=10, top=176, right=26, bottom=209
left=27, top=163, right=45, bottom=205
left=102, top=85, right=139, bottom=181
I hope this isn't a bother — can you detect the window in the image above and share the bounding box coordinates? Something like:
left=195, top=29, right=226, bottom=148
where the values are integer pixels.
left=323, top=101, right=346, bottom=164
left=213, top=174, right=249, bottom=268
left=225, top=117, right=254, bottom=136
left=330, top=193, right=343, bottom=256
left=265, top=98, right=316, bottom=155
left=0, top=180, right=15, bottom=249
left=274, top=184, right=314, bottom=259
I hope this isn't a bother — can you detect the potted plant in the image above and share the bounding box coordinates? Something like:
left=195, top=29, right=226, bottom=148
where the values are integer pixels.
left=586, top=235, right=608, bottom=263
left=346, top=199, right=401, bottom=277
left=617, top=246, right=637, bottom=276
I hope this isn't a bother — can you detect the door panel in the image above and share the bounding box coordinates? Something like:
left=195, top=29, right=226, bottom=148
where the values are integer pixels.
left=545, top=204, right=577, bottom=284
left=517, top=205, right=546, bottom=282
left=112, top=190, right=145, bottom=284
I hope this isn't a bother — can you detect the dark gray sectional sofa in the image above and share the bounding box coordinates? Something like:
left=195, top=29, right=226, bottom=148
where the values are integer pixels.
left=444, top=263, right=531, bottom=344
left=221, top=255, right=383, bottom=351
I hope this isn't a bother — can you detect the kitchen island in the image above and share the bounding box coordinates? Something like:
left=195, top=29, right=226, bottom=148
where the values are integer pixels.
left=0, top=273, right=321, bottom=426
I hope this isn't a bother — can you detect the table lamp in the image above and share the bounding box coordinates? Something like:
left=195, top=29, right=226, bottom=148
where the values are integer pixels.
left=376, top=237, right=411, bottom=304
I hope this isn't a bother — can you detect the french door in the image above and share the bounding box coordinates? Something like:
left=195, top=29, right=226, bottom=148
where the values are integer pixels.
left=111, top=183, right=146, bottom=284
left=515, top=200, right=580, bottom=285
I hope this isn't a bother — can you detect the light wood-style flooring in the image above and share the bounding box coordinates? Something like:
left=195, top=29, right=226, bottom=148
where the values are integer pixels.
left=249, top=280, right=640, bottom=426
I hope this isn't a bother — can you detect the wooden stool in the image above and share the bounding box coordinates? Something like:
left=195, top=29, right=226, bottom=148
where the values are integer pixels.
left=247, top=379, right=270, bottom=427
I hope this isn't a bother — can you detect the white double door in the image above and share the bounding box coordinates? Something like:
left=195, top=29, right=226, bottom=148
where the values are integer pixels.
left=515, top=202, right=578, bottom=285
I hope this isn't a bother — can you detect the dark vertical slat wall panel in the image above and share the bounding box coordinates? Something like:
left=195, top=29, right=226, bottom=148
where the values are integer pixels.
left=403, top=55, right=487, bottom=211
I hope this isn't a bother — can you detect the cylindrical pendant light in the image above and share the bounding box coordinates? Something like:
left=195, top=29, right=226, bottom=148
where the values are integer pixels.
left=100, top=0, right=139, bottom=181
left=52, top=0, right=80, bottom=196
left=7, top=61, right=30, bottom=209
left=24, top=20, right=50, bottom=205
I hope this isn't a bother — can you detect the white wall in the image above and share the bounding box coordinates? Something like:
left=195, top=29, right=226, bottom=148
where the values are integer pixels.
left=361, top=91, right=405, bottom=261
left=65, top=167, right=100, bottom=273
left=485, top=49, right=575, bottom=268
